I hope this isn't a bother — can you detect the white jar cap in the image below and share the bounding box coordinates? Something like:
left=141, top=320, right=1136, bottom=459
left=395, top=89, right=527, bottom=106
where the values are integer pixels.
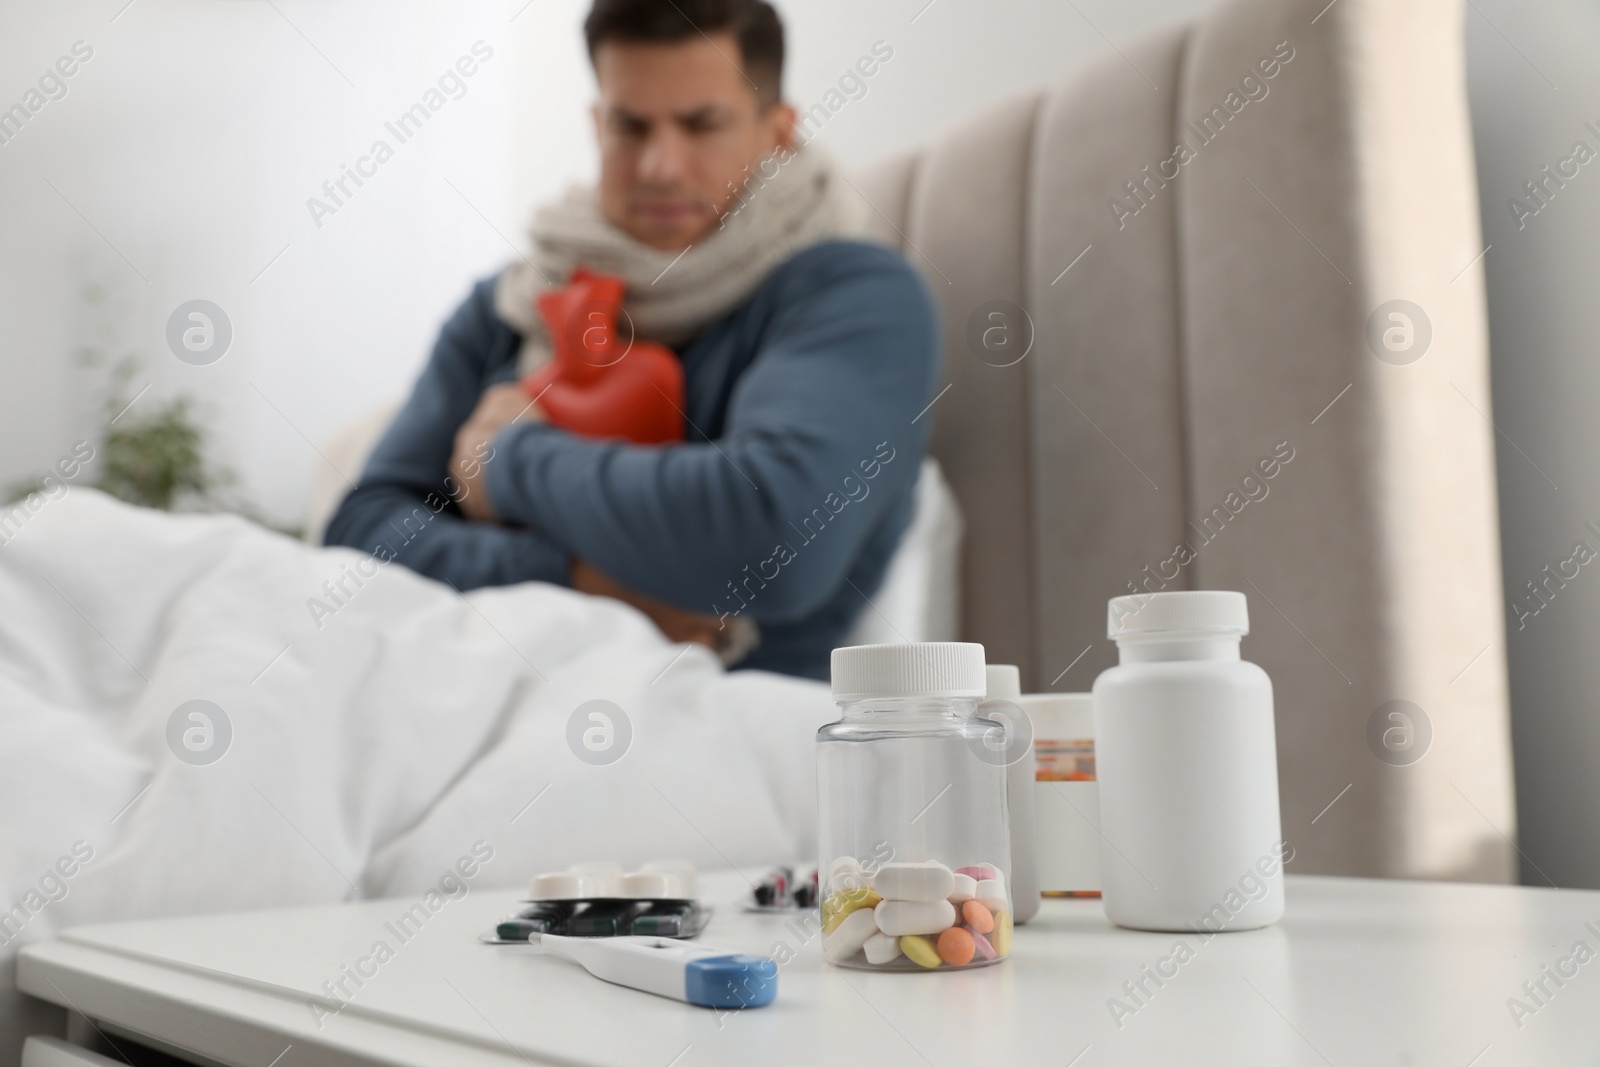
left=1107, top=590, right=1249, bottom=638
left=831, top=642, right=987, bottom=700
left=985, top=664, right=1022, bottom=700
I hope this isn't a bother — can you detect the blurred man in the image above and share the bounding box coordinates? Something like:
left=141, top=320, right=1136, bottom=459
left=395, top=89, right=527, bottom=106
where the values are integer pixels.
left=325, top=0, right=939, bottom=679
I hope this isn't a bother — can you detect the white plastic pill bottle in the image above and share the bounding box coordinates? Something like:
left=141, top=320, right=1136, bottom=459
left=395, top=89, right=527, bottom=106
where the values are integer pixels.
left=1025, top=692, right=1101, bottom=896
left=817, top=643, right=1013, bottom=970
left=1092, top=591, right=1285, bottom=933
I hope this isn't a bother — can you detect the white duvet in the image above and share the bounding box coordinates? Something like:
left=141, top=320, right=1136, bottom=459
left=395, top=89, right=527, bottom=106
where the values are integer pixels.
left=0, top=490, right=833, bottom=1057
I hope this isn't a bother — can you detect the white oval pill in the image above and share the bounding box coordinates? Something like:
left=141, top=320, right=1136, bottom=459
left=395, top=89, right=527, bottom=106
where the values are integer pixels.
left=569, top=861, right=624, bottom=877
left=532, top=872, right=619, bottom=899
left=639, top=860, right=697, bottom=896
left=874, top=899, right=957, bottom=936
left=621, top=871, right=686, bottom=899
left=863, top=932, right=902, bottom=966
left=872, top=861, right=955, bottom=902
left=823, top=906, right=879, bottom=962
left=948, top=873, right=977, bottom=903
left=828, top=856, right=868, bottom=894
left=976, top=876, right=1008, bottom=910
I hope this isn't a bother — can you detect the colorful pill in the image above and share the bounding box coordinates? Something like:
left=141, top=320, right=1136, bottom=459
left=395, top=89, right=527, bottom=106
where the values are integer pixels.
left=872, top=861, right=955, bottom=902
left=875, top=899, right=956, bottom=936
left=863, top=932, right=902, bottom=966
left=955, top=865, right=998, bottom=881
left=899, top=934, right=942, bottom=969
left=969, top=928, right=996, bottom=961
left=961, top=899, right=994, bottom=934
left=992, top=908, right=1013, bottom=956
left=947, top=873, right=977, bottom=903
left=823, top=906, right=879, bottom=963
left=936, top=927, right=976, bottom=966
left=822, top=886, right=881, bottom=933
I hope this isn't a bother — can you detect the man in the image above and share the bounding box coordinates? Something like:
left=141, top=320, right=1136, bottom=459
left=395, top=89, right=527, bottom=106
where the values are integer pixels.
left=324, top=0, right=939, bottom=680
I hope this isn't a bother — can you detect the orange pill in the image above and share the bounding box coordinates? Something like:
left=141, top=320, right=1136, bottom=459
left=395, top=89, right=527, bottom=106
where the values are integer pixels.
left=937, top=926, right=976, bottom=966
left=962, top=899, right=994, bottom=934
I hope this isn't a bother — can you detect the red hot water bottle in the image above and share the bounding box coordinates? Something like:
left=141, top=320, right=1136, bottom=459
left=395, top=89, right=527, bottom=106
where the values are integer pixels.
left=522, top=269, right=685, bottom=445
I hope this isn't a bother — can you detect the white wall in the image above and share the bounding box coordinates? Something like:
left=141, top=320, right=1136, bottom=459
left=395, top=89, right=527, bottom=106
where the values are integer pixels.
left=0, top=0, right=590, bottom=523
left=0, top=0, right=1209, bottom=527
left=1466, top=0, right=1600, bottom=888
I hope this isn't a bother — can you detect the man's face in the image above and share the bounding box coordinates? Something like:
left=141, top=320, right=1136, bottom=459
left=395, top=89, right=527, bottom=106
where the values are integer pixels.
left=592, top=33, right=795, bottom=251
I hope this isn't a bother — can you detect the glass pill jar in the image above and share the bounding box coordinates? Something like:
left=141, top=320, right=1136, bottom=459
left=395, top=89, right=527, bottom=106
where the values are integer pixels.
left=817, top=642, right=1012, bottom=971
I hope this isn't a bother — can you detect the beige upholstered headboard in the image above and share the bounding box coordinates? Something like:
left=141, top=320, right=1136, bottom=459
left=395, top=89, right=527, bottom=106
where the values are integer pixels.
left=854, top=0, right=1516, bottom=883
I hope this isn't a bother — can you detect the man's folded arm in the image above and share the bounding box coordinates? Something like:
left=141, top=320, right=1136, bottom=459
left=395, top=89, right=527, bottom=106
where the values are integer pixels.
left=326, top=484, right=572, bottom=590
left=323, top=279, right=573, bottom=591
left=485, top=245, right=940, bottom=622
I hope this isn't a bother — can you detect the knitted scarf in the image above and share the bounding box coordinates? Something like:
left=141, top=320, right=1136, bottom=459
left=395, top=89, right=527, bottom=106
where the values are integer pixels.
left=493, top=144, right=863, bottom=373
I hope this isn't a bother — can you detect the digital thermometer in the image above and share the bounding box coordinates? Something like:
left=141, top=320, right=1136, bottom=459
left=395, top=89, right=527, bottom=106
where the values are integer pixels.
left=532, top=933, right=778, bottom=1008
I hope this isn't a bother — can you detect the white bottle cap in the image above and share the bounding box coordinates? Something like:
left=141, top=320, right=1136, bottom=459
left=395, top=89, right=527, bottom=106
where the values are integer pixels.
left=1018, top=693, right=1094, bottom=739
left=1107, top=590, right=1249, bottom=639
left=831, top=642, right=987, bottom=701
left=984, top=664, right=1022, bottom=700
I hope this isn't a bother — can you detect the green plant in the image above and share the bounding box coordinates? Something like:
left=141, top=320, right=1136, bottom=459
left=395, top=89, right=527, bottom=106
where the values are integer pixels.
left=7, top=284, right=300, bottom=537
left=98, top=393, right=218, bottom=509
left=100, top=356, right=234, bottom=510
left=4, top=356, right=228, bottom=510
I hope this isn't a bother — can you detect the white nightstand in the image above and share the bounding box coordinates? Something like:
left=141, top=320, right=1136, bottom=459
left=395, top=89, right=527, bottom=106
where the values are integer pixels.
left=18, top=872, right=1600, bottom=1065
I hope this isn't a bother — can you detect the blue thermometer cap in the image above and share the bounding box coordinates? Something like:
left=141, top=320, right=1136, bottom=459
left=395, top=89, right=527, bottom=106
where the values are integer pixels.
left=683, top=954, right=779, bottom=1009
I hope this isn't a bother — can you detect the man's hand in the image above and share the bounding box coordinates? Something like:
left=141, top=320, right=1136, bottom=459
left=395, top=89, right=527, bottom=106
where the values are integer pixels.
left=571, top=559, right=725, bottom=649
left=452, top=382, right=542, bottom=522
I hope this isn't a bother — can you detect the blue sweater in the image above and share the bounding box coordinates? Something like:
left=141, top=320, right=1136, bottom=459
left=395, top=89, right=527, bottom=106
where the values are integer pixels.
left=323, top=240, right=942, bottom=679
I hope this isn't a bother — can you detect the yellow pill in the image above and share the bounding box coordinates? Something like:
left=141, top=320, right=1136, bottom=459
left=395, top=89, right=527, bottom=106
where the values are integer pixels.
left=822, top=887, right=881, bottom=934
left=991, top=908, right=1013, bottom=957
left=899, top=934, right=942, bottom=969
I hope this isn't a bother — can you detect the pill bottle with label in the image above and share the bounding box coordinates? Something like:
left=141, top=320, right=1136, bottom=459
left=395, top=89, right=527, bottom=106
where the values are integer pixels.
left=982, top=665, right=1040, bottom=924
left=1024, top=693, right=1101, bottom=897
left=817, top=643, right=1013, bottom=970
left=1092, top=591, right=1284, bottom=932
